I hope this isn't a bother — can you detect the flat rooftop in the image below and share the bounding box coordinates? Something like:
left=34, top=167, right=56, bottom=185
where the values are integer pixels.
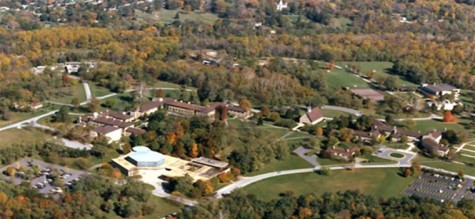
left=350, top=88, right=385, bottom=101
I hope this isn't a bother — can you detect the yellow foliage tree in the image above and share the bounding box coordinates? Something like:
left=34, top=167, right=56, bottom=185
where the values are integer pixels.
left=190, top=143, right=199, bottom=158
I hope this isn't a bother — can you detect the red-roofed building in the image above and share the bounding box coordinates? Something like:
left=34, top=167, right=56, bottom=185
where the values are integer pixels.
left=299, top=107, right=324, bottom=125
left=350, top=88, right=385, bottom=102
left=325, top=146, right=360, bottom=161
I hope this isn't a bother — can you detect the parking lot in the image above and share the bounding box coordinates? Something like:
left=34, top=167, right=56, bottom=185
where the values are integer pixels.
left=0, top=158, right=87, bottom=194
left=403, top=172, right=475, bottom=203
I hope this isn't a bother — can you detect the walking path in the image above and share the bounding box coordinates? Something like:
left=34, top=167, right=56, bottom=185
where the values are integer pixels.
left=83, top=81, right=92, bottom=101
left=321, top=105, right=363, bottom=117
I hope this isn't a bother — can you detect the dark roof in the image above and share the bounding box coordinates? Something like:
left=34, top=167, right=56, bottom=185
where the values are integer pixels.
left=125, top=127, right=146, bottom=136
left=164, top=99, right=214, bottom=114
left=354, top=130, right=380, bottom=138
left=371, top=120, right=392, bottom=132
left=422, top=138, right=449, bottom=152
left=305, top=107, right=323, bottom=122
left=100, top=111, right=133, bottom=121
left=92, top=117, right=133, bottom=128
left=394, top=128, right=422, bottom=138
left=94, top=126, right=121, bottom=134
left=228, top=105, right=247, bottom=113
left=326, top=146, right=360, bottom=157
left=422, top=84, right=457, bottom=94
left=138, top=101, right=164, bottom=113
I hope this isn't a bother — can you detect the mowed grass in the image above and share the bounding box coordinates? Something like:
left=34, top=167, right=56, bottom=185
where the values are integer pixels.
left=326, top=68, right=369, bottom=89
left=417, top=156, right=475, bottom=176
left=0, top=128, right=52, bottom=147
left=0, top=110, right=50, bottom=128
left=49, top=83, right=87, bottom=104
left=409, top=119, right=467, bottom=133
left=321, top=109, right=351, bottom=118
left=246, top=155, right=313, bottom=176
left=242, top=168, right=413, bottom=201
left=141, top=197, right=183, bottom=218
left=337, top=61, right=417, bottom=87
left=155, top=9, right=218, bottom=24
left=90, top=83, right=113, bottom=97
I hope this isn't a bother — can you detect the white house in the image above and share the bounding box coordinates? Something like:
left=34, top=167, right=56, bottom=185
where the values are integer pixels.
left=276, top=0, right=288, bottom=11
left=299, top=107, right=324, bottom=125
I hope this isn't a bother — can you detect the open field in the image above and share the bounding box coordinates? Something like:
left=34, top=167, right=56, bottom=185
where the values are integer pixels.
left=142, top=197, right=182, bottom=218
left=460, top=89, right=475, bottom=108
left=0, top=109, right=53, bottom=128
left=321, top=109, right=351, bottom=118
left=90, top=83, right=113, bottom=97
left=246, top=155, right=313, bottom=176
left=242, top=168, right=414, bottom=201
left=417, top=156, right=475, bottom=176
left=49, top=83, right=87, bottom=104
left=326, top=68, right=369, bottom=89
left=409, top=119, right=468, bottom=133
left=337, top=61, right=417, bottom=87
left=152, top=9, right=218, bottom=24
left=0, top=128, right=52, bottom=147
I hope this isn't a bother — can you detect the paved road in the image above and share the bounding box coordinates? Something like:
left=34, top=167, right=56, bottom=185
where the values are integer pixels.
left=321, top=105, right=363, bottom=117
left=373, top=147, right=417, bottom=166
left=293, top=146, right=320, bottom=167
left=395, top=114, right=443, bottom=121
left=83, top=82, right=92, bottom=101
left=215, top=164, right=405, bottom=198
left=0, top=110, right=58, bottom=132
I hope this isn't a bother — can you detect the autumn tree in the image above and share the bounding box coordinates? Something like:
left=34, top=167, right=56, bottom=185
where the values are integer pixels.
left=5, top=166, right=16, bottom=177
left=155, top=89, right=164, bottom=98
left=189, top=143, right=199, bottom=158
left=443, top=111, right=454, bottom=123
left=88, top=97, right=100, bottom=112
left=261, top=105, right=270, bottom=118
left=404, top=168, right=412, bottom=177
left=315, top=127, right=323, bottom=136
left=239, top=97, right=252, bottom=111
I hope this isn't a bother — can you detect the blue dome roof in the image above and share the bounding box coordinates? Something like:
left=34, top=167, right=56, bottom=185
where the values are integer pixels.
left=129, top=146, right=165, bottom=164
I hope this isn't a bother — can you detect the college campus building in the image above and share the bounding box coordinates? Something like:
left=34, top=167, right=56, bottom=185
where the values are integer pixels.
left=420, top=84, right=460, bottom=99
left=111, top=146, right=229, bottom=181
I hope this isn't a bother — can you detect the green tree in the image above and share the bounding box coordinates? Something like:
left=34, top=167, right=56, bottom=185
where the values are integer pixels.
left=53, top=106, right=70, bottom=123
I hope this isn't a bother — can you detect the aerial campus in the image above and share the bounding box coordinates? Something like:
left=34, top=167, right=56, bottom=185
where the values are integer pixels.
left=1, top=0, right=475, bottom=218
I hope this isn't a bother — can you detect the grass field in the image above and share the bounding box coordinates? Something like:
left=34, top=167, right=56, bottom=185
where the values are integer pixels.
left=0, top=109, right=53, bottom=128
left=417, top=156, right=475, bottom=176
left=326, top=68, right=369, bottom=89
left=246, top=155, right=313, bottom=176
left=152, top=9, right=219, bottom=24
left=410, top=120, right=467, bottom=133
left=49, top=83, right=87, bottom=104
left=90, top=83, right=113, bottom=97
left=0, top=128, right=52, bottom=147
left=460, top=89, right=475, bottom=108
left=337, top=62, right=417, bottom=87
left=321, top=109, right=351, bottom=118
left=242, top=168, right=414, bottom=201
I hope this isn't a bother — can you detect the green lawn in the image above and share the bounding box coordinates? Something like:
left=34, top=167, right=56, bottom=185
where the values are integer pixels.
left=460, top=89, right=475, bottom=108
left=49, top=83, right=87, bottom=104
left=90, top=83, right=113, bottom=97
left=242, top=168, right=414, bottom=201
left=410, top=120, right=467, bottom=133
left=0, top=111, right=44, bottom=128
left=0, top=128, right=53, bottom=148
left=326, top=68, right=369, bottom=89
left=417, top=156, right=475, bottom=176
left=153, top=9, right=218, bottom=24
left=321, top=109, right=351, bottom=118
left=337, top=61, right=417, bottom=87
left=246, top=155, right=313, bottom=176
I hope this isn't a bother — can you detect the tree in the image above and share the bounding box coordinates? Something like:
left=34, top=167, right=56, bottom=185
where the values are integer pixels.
left=53, top=106, right=70, bottom=123
left=5, top=166, right=16, bottom=177
left=239, top=97, right=252, bottom=111
left=189, top=143, right=199, bottom=158
left=88, top=97, right=100, bottom=112
left=216, top=105, right=228, bottom=121
left=315, top=127, right=323, bottom=136
left=261, top=106, right=270, bottom=118
left=103, top=99, right=116, bottom=108
left=443, top=111, right=454, bottom=123
left=155, top=89, right=164, bottom=98
left=458, top=170, right=464, bottom=179
left=383, top=76, right=401, bottom=91
left=366, top=71, right=375, bottom=79
left=404, top=168, right=412, bottom=177
left=71, top=97, right=80, bottom=108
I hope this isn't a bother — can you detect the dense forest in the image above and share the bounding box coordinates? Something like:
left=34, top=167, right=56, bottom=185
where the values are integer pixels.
left=0, top=175, right=157, bottom=218
left=181, top=190, right=475, bottom=218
